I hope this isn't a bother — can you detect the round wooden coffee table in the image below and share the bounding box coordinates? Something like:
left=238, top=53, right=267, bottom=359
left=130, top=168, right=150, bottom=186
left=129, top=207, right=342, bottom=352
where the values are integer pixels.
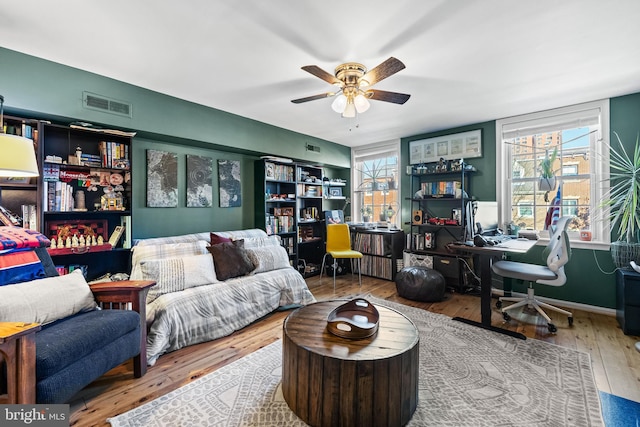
left=282, top=299, right=419, bottom=427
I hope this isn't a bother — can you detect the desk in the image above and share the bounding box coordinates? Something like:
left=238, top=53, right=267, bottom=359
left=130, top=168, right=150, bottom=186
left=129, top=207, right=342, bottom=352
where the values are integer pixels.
left=449, top=238, right=538, bottom=340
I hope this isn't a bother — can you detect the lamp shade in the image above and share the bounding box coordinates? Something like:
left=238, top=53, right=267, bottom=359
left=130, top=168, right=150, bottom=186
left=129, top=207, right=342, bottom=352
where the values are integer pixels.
left=354, top=94, right=370, bottom=113
left=342, top=102, right=356, bottom=118
left=0, top=133, right=39, bottom=177
left=331, top=94, right=348, bottom=113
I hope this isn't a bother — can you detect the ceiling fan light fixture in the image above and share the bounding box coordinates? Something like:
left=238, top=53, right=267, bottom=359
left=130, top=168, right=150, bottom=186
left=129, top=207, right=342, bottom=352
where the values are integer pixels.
left=354, top=93, right=370, bottom=113
left=342, top=102, right=356, bottom=118
left=331, top=94, right=347, bottom=113
left=293, top=57, right=408, bottom=119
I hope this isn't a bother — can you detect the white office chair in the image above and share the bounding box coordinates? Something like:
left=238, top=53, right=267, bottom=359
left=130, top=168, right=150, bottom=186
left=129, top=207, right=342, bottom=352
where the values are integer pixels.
left=493, top=216, right=573, bottom=333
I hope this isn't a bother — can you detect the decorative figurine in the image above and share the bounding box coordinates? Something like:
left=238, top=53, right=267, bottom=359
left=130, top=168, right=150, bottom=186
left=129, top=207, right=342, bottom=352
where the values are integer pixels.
left=79, top=235, right=86, bottom=247
left=51, top=237, right=57, bottom=249
left=71, top=234, right=79, bottom=247
left=92, top=235, right=97, bottom=246
left=97, top=235, right=104, bottom=245
left=65, top=236, right=72, bottom=248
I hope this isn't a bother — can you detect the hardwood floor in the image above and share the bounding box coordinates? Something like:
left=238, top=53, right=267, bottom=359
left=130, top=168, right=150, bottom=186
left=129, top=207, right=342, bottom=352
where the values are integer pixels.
left=69, top=275, right=640, bottom=426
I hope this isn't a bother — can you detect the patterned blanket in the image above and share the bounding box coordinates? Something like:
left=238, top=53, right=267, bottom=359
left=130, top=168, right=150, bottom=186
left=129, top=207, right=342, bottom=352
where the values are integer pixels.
left=133, top=229, right=315, bottom=366
left=145, top=267, right=315, bottom=365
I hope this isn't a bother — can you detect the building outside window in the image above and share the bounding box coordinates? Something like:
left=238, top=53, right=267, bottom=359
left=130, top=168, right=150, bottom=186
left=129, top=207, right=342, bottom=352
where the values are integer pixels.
left=496, top=100, right=610, bottom=248
left=352, top=141, right=400, bottom=227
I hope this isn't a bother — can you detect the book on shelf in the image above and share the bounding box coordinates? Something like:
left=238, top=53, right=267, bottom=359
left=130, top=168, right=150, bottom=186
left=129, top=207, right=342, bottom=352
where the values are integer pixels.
left=21, top=204, right=38, bottom=230
left=109, top=225, right=125, bottom=247
left=99, top=141, right=130, bottom=169
left=43, top=181, right=75, bottom=212
left=120, top=216, right=132, bottom=249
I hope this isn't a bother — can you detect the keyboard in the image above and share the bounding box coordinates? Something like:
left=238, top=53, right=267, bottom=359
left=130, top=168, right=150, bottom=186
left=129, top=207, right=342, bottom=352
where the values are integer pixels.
left=485, top=234, right=516, bottom=245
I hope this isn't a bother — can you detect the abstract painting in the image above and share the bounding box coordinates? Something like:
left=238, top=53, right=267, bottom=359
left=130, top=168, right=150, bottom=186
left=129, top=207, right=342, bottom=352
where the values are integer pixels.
left=186, top=154, right=213, bottom=207
left=146, top=149, right=178, bottom=207
left=218, top=159, right=241, bottom=208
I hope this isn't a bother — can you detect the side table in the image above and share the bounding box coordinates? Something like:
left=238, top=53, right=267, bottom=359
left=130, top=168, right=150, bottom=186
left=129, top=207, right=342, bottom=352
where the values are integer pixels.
left=0, top=322, right=41, bottom=404
left=282, top=300, right=419, bottom=427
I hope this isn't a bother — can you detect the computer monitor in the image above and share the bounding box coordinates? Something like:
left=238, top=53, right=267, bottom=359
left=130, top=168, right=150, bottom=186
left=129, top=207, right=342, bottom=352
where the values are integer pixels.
left=474, top=201, right=499, bottom=235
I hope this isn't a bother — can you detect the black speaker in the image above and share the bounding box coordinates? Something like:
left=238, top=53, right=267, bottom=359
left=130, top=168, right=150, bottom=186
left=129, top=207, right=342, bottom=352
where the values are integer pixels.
left=412, top=210, right=423, bottom=225
left=474, top=234, right=495, bottom=247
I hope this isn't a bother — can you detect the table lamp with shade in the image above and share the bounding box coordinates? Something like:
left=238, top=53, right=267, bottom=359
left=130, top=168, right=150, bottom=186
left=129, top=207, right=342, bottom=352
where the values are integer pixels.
left=0, top=95, right=40, bottom=209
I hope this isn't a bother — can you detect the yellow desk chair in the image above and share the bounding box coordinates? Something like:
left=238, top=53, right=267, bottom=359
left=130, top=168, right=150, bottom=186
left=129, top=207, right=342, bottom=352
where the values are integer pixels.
left=320, top=224, right=363, bottom=290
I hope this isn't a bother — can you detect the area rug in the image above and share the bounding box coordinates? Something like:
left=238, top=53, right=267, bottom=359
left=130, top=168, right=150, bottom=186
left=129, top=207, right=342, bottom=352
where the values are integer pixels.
left=108, top=296, right=604, bottom=426
left=599, top=390, right=640, bottom=426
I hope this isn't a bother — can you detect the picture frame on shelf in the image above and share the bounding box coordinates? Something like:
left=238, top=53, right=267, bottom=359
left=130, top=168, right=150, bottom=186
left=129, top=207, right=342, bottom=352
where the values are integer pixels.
left=329, top=187, right=343, bottom=197
left=281, top=207, right=294, bottom=216
left=409, top=129, right=482, bottom=165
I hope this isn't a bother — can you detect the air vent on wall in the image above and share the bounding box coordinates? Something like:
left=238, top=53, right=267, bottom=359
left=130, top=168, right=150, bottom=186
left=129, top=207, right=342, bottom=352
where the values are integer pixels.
left=83, top=91, right=132, bottom=118
left=306, top=143, right=321, bottom=153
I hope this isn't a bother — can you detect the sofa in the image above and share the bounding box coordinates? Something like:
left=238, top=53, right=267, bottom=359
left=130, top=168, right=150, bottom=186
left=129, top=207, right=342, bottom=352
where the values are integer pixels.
left=131, top=228, right=316, bottom=365
left=0, top=226, right=154, bottom=404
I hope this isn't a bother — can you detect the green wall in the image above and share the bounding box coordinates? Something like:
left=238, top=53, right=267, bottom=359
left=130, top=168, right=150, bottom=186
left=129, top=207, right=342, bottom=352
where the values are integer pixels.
left=400, top=94, right=640, bottom=309
left=0, top=47, right=351, bottom=238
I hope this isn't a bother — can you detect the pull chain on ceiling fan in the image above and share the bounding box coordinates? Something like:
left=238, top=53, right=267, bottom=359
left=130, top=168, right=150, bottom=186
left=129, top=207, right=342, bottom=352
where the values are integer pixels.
left=292, top=57, right=411, bottom=118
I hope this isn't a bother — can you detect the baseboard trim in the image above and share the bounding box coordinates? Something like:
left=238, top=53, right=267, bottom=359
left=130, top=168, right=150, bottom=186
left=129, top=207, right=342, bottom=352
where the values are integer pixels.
left=491, top=288, right=616, bottom=317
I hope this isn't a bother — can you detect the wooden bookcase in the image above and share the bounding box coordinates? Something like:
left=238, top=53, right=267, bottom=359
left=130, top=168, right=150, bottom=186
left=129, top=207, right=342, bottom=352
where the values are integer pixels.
left=255, top=160, right=328, bottom=277
left=39, top=123, right=134, bottom=279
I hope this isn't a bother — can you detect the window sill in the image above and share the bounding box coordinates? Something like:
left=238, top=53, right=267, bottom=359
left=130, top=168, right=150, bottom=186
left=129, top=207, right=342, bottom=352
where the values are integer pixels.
left=536, top=237, right=610, bottom=251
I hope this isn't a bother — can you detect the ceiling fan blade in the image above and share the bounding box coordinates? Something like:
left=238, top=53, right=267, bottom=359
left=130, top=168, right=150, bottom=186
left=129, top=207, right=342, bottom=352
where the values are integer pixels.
left=360, top=57, right=406, bottom=86
left=301, top=65, right=342, bottom=86
left=366, top=89, right=411, bottom=104
left=291, top=92, right=336, bottom=104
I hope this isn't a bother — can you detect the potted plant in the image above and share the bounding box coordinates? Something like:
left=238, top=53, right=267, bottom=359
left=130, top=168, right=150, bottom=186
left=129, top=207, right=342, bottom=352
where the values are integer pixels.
left=603, top=131, right=640, bottom=268
left=361, top=205, right=372, bottom=222
left=539, top=147, right=558, bottom=191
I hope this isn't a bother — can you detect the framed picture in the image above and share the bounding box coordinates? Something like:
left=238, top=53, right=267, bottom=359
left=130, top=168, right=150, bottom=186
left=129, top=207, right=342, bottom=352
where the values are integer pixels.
left=146, top=149, right=178, bottom=207
left=281, top=207, right=294, bottom=216
left=329, top=187, right=343, bottom=197
left=186, top=154, right=213, bottom=207
left=218, top=159, right=242, bottom=208
left=409, top=129, right=482, bottom=165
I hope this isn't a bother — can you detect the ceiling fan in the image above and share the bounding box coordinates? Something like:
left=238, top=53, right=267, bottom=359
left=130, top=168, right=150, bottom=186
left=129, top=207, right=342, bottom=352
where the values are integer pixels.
left=291, top=57, right=410, bottom=118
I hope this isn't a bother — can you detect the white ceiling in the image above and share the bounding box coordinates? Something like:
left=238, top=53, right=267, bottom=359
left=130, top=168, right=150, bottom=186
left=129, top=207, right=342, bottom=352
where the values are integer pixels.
left=1, top=0, right=640, bottom=147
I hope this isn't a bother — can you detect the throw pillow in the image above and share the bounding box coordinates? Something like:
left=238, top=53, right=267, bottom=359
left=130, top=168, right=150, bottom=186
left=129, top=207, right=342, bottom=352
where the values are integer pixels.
left=130, top=240, right=209, bottom=280
left=207, top=240, right=255, bottom=281
left=246, top=245, right=291, bottom=273
left=210, top=232, right=232, bottom=246
left=0, top=249, right=45, bottom=286
left=240, top=235, right=281, bottom=249
left=0, top=269, right=96, bottom=325
left=140, top=253, right=217, bottom=303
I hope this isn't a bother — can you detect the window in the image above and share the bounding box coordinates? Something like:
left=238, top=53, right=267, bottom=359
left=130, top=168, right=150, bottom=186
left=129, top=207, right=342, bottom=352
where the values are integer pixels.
left=518, top=201, right=534, bottom=217
left=496, top=100, right=610, bottom=249
left=352, top=140, right=400, bottom=227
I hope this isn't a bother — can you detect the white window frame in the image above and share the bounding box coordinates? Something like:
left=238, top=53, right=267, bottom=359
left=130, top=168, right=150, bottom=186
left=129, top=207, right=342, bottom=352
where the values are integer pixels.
left=496, top=99, right=610, bottom=250
left=351, top=139, right=401, bottom=227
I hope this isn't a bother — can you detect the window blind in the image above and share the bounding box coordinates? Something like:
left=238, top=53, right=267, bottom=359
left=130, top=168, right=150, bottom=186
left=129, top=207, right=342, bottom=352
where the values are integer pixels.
left=501, top=107, right=601, bottom=139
